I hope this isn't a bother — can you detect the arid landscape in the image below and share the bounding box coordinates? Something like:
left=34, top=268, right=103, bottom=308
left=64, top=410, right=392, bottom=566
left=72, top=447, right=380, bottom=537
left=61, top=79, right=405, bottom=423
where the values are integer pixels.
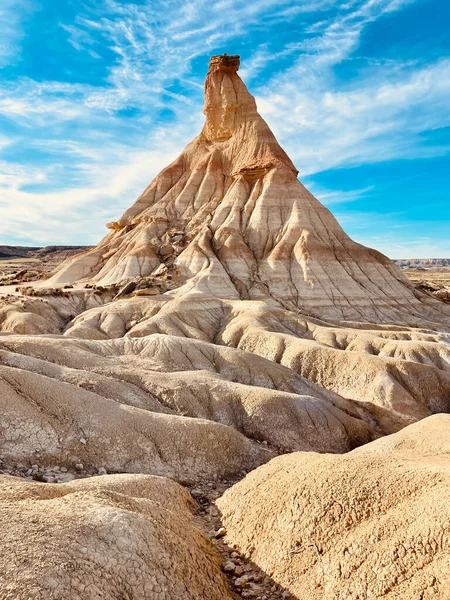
left=392, top=260, right=450, bottom=303
left=1, top=53, right=450, bottom=600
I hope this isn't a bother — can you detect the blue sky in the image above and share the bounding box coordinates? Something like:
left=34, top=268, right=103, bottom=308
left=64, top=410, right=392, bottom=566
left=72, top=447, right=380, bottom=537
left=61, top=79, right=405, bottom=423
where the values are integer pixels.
left=0, top=0, right=449, bottom=257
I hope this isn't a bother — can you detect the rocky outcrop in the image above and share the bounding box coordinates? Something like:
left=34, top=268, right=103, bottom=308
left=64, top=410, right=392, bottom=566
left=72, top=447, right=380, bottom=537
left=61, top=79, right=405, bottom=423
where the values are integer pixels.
left=0, top=359, right=273, bottom=483
left=217, top=414, right=450, bottom=600
left=0, top=474, right=236, bottom=600
left=1, top=53, right=449, bottom=470
left=47, top=55, right=450, bottom=327
left=393, top=258, right=450, bottom=269
left=0, top=333, right=374, bottom=473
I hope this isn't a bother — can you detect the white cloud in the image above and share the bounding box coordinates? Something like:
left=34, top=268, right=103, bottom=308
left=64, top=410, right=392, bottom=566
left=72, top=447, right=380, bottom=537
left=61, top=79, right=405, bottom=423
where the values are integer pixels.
left=256, top=35, right=450, bottom=174
left=360, top=234, right=450, bottom=259
left=333, top=209, right=450, bottom=258
left=309, top=184, right=375, bottom=205
left=0, top=0, right=36, bottom=67
left=0, top=124, right=193, bottom=244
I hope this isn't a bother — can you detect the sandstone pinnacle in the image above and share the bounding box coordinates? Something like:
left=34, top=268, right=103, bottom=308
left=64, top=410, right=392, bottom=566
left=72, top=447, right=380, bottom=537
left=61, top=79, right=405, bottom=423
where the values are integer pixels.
left=46, top=55, right=450, bottom=328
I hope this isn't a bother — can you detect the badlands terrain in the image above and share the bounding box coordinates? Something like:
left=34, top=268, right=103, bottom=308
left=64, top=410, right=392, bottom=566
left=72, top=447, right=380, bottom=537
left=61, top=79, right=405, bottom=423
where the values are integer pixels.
left=0, top=245, right=89, bottom=279
left=1, top=54, right=450, bottom=599
left=393, top=260, right=450, bottom=303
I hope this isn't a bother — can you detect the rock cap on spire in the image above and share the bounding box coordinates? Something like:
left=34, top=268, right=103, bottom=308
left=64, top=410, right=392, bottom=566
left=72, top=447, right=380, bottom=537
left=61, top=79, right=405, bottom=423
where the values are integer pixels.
left=209, top=54, right=240, bottom=72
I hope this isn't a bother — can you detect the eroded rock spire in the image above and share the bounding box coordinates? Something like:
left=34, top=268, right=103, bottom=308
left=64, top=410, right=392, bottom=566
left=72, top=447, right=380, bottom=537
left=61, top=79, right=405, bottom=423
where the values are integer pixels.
left=48, top=55, right=450, bottom=328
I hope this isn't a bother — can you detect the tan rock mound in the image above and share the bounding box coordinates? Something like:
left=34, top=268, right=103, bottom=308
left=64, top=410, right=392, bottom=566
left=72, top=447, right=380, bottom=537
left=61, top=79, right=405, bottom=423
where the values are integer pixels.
left=0, top=287, right=114, bottom=335
left=0, top=473, right=235, bottom=600
left=0, top=362, right=272, bottom=482
left=1, top=53, right=441, bottom=448
left=59, top=294, right=450, bottom=434
left=0, top=333, right=374, bottom=458
left=1, top=55, right=449, bottom=446
left=217, top=414, right=450, bottom=600
left=0, top=51, right=449, bottom=600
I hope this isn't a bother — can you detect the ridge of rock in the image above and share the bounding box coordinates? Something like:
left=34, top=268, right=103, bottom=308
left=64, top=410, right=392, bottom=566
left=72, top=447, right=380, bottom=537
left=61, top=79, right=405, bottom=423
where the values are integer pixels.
left=1, top=54, right=449, bottom=470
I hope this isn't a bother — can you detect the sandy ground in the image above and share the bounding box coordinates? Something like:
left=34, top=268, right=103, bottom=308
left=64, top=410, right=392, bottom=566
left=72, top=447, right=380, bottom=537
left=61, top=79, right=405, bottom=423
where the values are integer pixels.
left=0, top=281, right=48, bottom=297
left=402, top=268, right=450, bottom=287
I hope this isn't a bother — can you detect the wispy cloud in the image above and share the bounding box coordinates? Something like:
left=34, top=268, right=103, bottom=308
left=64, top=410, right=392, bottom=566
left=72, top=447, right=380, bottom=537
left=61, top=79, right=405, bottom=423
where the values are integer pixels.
left=258, top=58, right=450, bottom=175
left=0, top=0, right=36, bottom=67
left=358, top=231, right=450, bottom=259
left=252, top=0, right=450, bottom=174
left=308, top=184, right=375, bottom=205
left=0, top=125, right=188, bottom=244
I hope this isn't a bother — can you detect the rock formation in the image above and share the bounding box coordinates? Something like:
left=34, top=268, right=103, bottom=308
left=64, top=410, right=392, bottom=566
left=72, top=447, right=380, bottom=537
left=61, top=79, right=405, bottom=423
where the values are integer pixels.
left=218, top=414, right=450, bottom=599
left=47, top=55, right=450, bottom=327
left=1, top=52, right=450, bottom=465
left=0, top=474, right=235, bottom=599
left=1, top=54, right=450, bottom=600
left=0, top=56, right=447, bottom=453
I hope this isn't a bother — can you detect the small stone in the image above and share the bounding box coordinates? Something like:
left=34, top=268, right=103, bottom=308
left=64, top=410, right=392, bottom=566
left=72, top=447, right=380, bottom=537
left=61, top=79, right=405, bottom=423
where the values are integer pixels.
left=234, top=565, right=244, bottom=576
left=222, top=561, right=236, bottom=573
left=75, top=463, right=84, bottom=471
left=234, top=574, right=250, bottom=588
left=60, top=467, right=68, bottom=473
left=57, top=473, right=75, bottom=483
left=42, top=474, right=55, bottom=483
left=169, top=234, right=183, bottom=242
left=160, top=243, right=173, bottom=257
left=97, top=467, right=107, bottom=476
left=80, top=438, right=87, bottom=445
left=215, top=527, right=227, bottom=539
left=112, top=280, right=137, bottom=300
left=151, top=264, right=168, bottom=277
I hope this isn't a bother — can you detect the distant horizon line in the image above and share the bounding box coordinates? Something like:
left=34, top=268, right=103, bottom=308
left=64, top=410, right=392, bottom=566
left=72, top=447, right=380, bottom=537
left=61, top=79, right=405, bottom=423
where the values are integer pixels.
left=1, top=243, right=449, bottom=261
